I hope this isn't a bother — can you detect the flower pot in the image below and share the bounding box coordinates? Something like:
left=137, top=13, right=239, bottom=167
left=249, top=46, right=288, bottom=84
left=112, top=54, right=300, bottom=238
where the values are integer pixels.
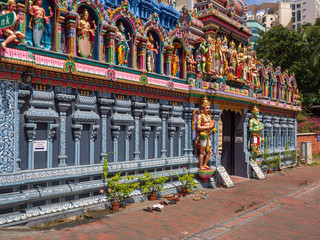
left=111, top=201, right=120, bottom=211
left=197, top=168, right=215, bottom=182
left=267, top=169, right=272, bottom=174
left=148, top=192, right=156, bottom=201
left=181, top=187, right=188, bottom=194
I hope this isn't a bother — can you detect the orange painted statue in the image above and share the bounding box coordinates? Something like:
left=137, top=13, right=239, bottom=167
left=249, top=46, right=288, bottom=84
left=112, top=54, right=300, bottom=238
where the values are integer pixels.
left=1, top=0, right=25, bottom=49
left=192, top=96, right=216, bottom=170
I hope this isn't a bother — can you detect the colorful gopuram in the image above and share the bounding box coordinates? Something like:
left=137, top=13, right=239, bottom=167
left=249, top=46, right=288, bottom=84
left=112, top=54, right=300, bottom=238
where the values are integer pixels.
left=0, top=0, right=300, bottom=225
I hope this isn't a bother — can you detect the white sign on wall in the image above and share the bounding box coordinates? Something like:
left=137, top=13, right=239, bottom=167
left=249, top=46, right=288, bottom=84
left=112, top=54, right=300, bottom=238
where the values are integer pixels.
left=34, top=140, right=48, bottom=152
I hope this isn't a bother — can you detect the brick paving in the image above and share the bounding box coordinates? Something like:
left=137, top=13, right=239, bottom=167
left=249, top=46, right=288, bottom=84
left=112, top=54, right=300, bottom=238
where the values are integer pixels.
left=1, top=165, right=320, bottom=240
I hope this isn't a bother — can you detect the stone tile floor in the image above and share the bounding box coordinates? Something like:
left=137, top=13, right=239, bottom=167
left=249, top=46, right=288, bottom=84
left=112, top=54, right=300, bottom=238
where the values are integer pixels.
left=1, top=165, right=320, bottom=240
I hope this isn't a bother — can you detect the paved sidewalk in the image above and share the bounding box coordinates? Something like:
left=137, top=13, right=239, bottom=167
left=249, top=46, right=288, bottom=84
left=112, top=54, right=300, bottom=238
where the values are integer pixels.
left=1, top=165, right=320, bottom=240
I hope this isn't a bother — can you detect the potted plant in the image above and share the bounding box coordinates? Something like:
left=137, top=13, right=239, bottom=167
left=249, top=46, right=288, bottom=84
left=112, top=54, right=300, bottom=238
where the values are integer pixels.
left=174, top=168, right=198, bottom=193
left=139, top=172, right=168, bottom=200
left=104, top=172, right=139, bottom=210
left=101, top=152, right=139, bottom=211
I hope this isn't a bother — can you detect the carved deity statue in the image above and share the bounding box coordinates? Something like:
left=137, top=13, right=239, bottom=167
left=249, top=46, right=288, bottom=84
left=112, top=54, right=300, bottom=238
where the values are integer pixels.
left=1, top=0, right=25, bottom=49
left=206, top=36, right=215, bottom=74
left=199, top=39, right=208, bottom=73
left=116, top=22, right=131, bottom=66
left=226, top=41, right=237, bottom=78
left=146, top=33, right=159, bottom=73
left=76, top=8, right=97, bottom=58
left=28, top=0, right=53, bottom=48
left=221, top=36, right=229, bottom=76
left=171, top=48, right=179, bottom=77
left=187, top=53, right=196, bottom=72
left=192, top=96, right=216, bottom=170
left=214, top=38, right=223, bottom=77
left=248, top=106, right=264, bottom=162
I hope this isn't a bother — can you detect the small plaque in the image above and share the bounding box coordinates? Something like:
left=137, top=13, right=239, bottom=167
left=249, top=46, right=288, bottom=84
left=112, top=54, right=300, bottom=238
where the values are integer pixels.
left=34, top=140, right=47, bottom=152
left=318, top=135, right=320, bottom=142
left=250, top=161, right=265, bottom=180
left=235, top=137, right=243, bottom=143
left=216, top=166, right=235, bottom=188
left=223, top=136, right=230, bottom=142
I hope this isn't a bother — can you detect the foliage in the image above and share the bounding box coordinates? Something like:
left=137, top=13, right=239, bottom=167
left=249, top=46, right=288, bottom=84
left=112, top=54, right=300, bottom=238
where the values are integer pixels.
left=103, top=152, right=114, bottom=180
left=297, top=115, right=320, bottom=134
left=139, top=172, right=168, bottom=194
left=105, top=172, right=140, bottom=203
left=173, top=168, right=198, bottom=192
left=266, top=156, right=279, bottom=170
left=261, top=135, right=271, bottom=163
left=255, top=22, right=320, bottom=111
left=303, top=25, right=320, bottom=71
left=102, top=152, right=139, bottom=203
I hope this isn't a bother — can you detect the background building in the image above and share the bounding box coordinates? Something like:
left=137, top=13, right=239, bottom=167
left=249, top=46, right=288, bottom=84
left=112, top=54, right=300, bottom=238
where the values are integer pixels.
left=247, top=1, right=292, bottom=30
left=247, top=19, right=266, bottom=49
left=292, top=0, right=320, bottom=31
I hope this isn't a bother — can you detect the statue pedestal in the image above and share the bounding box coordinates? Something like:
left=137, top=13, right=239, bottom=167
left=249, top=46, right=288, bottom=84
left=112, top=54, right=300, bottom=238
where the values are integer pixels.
left=197, top=168, right=215, bottom=182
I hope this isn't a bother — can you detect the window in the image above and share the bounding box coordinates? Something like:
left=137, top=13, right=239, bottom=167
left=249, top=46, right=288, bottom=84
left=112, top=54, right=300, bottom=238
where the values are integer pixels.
left=262, top=17, right=266, bottom=23
left=297, top=4, right=301, bottom=8
left=292, top=17, right=295, bottom=23
left=292, top=25, right=295, bottom=30
left=270, top=18, right=273, bottom=20
left=292, top=4, right=295, bottom=10
left=303, top=2, right=306, bottom=4
left=297, top=10, right=301, bottom=21
left=292, top=12, right=295, bottom=17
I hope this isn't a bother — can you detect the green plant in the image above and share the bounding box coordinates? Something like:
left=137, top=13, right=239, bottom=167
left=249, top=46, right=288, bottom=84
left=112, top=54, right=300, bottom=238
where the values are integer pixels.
left=261, top=135, right=271, bottom=163
left=103, top=152, right=114, bottom=180
left=266, top=156, right=279, bottom=170
left=139, top=172, right=168, bottom=194
left=101, top=152, right=139, bottom=203
left=105, top=172, right=139, bottom=203
left=173, top=168, right=198, bottom=192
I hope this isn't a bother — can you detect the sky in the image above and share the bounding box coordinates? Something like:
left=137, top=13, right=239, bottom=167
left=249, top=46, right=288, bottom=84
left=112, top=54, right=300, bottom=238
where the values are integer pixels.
left=245, top=0, right=278, bottom=6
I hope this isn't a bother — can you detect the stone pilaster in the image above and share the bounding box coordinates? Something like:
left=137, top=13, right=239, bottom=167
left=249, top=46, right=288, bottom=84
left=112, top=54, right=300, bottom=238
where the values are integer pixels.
left=72, top=124, right=82, bottom=166
left=160, top=104, right=172, bottom=158
left=132, top=100, right=146, bottom=160
left=24, top=123, right=37, bottom=170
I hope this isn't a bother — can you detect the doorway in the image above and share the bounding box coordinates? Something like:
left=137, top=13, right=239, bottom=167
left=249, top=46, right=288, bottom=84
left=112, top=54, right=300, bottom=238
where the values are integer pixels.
left=221, top=110, right=247, bottom=177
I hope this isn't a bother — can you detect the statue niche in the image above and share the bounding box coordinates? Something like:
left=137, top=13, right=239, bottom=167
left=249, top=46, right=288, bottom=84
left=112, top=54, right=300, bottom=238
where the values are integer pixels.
left=115, top=20, right=133, bottom=67
left=76, top=8, right=97, bottom=59
left=27, top=0, right=53, bottom=49
left=146, top=31, right=160, bottom=73
left=172, top=40, right=184, bottom=79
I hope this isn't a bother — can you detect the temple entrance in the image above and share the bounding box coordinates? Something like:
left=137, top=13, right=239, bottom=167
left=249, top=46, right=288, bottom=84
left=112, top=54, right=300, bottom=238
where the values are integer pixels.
left=221, top=110, right=247, bottom=177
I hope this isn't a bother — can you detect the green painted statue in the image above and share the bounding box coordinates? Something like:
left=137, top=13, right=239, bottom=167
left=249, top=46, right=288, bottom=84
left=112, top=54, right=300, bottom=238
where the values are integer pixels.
left=248, top=106, right=264, bottom=161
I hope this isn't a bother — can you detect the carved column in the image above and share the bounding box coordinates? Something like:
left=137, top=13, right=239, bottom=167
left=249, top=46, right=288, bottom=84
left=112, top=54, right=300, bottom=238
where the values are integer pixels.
left=56, top=15, right=65, bottom=53
left=24, top=123, right=37, bottom=170
left=47, top=124, right=58, bottom=168
left=142, top=126, right=151, bottom=159
left=125, top=126, right=134, bottom=161
left=72, top=124, right=82, bottom=166
left=280, top=117, right=288, bottom=150
left=178, top=127, right=185, bottom=156
left=56, top=93, right=74, bottom=167
left=183, top=105, right=195, bottom=157
left=90, top=125, right=99, bottom=165
left=137, top=40, right=147, bottom=70
left=98, top=96, right=114, bottom=163
left=272, top=116, right=280, bottom=150
left=168, top=127, right=176, bottom=157
left=105, top=27, right=116, bottom=64
left=65, top=13, right=78, bottom=55
left=212, top=109, right=222, bottom=165
left=111, top=125, right=120, bottom=162
left=160, top=104, right=172, bottom=157
left=132, top=101, right=145, bottom=160
left=154, top=127, right=161, bottom=158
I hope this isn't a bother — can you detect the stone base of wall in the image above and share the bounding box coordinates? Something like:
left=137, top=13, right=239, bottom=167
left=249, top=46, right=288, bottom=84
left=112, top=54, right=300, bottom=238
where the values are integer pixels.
left=297, top=133, right=320, bottom=155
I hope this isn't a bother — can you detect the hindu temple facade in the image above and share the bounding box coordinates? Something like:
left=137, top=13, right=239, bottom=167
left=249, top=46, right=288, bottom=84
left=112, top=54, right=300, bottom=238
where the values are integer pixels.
left=0, top=0, right=300, bottom=226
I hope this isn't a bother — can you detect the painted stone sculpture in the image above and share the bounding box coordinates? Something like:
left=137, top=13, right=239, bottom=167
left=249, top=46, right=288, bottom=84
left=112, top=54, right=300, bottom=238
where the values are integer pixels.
left=199, top=39, right=207, bottom=73
left=28, top=0, right=53, bottom=48
left=192, top=96, right=216, bottom=170
left=77, top=8, right=97, bottom=58
left=214, top=38, right=223, bottom=77
left=146, top=33, right=159, bottom=73
left=171, top=48, right=179, bottom=77
left=248, top=106, right=264, bottom=161
left=1, top=0, right=25, bottom=49
left=116, top=22, right=131, bottom=66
